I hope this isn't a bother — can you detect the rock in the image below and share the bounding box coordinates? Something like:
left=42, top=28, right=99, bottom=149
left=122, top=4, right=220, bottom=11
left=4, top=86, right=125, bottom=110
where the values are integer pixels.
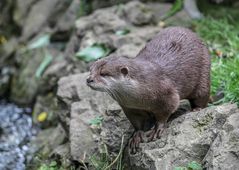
left=55, top=0, right=81, bottom=33
left=19, top=0, right=73, bottom=41
left=13, top=0, right=38, bottom=27
left=0, top=0, right=18, bottom=37
left=29, top=125, right=67, bottom=159
left=32, top=93, right=58, bottom=128
left=65, top=1, right=162, bottom=69
left=40, top=55, right=72, bottom=93
left=126, top=104, right=239, bottom=170
left=91, top=0, right=131, bottom=10
left=203, top=107, right=239, bottom=170
left=57, top=69, right=239, bottom=170
left=10, top=42, right=70, bottom=105
left=10, top=48, right=45, bottom=105
left=0, top=67, right=14, bottom=97
left=57, top=73, right=130, bottom=161
left=120, top=1, right=155, bottom=26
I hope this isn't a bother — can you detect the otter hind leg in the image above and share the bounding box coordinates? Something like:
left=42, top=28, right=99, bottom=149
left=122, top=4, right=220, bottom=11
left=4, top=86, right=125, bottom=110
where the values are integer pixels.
left=189, top=83, right=210, bottom=111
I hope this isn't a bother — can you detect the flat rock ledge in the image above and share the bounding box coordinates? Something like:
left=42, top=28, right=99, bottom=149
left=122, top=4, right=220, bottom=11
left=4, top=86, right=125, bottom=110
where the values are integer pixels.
left=57, top=72, right=239, bottom=170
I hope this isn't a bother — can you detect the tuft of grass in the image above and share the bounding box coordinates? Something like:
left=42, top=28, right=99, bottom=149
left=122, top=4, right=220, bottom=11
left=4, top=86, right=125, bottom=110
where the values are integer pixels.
left=90, top=135, right=125, bottom=170
left=194, top=17, right=239, bottom=105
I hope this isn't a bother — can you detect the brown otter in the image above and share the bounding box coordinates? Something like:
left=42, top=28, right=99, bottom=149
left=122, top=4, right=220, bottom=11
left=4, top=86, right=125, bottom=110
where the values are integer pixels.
left=86, top=26, right=211, bottom=153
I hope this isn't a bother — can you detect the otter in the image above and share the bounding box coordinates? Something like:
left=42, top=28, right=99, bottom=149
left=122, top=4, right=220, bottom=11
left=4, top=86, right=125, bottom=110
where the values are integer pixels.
left=86, top=26, right=211, bottom=153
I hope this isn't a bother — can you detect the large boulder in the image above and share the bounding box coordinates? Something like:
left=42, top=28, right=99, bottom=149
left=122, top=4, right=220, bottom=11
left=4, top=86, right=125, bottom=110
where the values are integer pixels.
left=14, top=0, right=73, bottom=41
left=57, top=73, right=132, bottom=162
left=127, top=104, right=239, bottom=170
left=57, top=72, right=239, bottom=169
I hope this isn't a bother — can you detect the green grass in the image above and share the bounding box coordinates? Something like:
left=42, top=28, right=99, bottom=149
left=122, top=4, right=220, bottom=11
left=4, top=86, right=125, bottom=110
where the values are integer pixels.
left=90, top=135, right=125, bottom=170
left=194, top=16, right=239, bottom=105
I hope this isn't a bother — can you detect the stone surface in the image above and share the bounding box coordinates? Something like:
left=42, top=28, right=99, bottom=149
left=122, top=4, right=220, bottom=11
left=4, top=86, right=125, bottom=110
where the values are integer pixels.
left=19, top=0, right=73, bottom=41
left=120, top=1, right=155, bottom=26
left=203, top=107, right=239, bottom=170
left=32, top=93, right=58, bottom=128
left=0, top=67, right=13, bottom=97
left=127, top=104, right=239, bottom=170
left=57, top=73, right=130, bottom=161
left=10, top=48, right=45, bottom=104
left=57, top=70, right=239, bottom=169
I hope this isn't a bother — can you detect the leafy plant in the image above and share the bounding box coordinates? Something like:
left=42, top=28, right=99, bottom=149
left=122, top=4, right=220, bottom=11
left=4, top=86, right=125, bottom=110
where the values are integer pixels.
left=38, top=161, right=58, bottom=170
left=162, top=0, right=184, bottom=20
left=35, top=50, right=53, bottom=78
left=28, top=34, right=50, bottom=50
left=89, top=116, right=104, bottom=126
left=75, top=44, right=112, bottom=62
left=115, top=28, right=131, bottom=36
left=174, top=161, right=202, bottom=170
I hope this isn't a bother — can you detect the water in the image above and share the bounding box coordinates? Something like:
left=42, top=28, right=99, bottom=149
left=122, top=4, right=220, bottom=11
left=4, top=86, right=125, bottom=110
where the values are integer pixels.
left=0, top=101, right=35, bottom=170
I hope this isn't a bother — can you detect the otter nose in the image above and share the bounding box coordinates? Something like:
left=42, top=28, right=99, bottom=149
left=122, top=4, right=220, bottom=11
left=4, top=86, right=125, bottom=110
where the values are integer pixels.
left=86, top=77, right=94, bottom=84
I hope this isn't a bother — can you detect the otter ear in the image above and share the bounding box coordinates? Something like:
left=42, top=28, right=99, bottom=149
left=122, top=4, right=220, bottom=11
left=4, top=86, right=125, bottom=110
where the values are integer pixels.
left=120, top=66, right=128, bottom=76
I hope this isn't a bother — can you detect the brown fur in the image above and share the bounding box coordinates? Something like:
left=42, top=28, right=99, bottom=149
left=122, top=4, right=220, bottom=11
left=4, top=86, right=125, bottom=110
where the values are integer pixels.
left=87, top=26, right=211, bottom=151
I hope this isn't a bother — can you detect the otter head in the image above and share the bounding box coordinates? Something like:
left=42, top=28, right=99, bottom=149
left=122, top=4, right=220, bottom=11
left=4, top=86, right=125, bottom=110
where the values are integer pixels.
left=86, top=56, right=132, bottom=93
left=86, top=57, right=140, bottom=101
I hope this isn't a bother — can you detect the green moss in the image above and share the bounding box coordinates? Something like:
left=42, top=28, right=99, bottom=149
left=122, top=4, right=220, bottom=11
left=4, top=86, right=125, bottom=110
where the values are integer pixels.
left=193, top=113, right=213, bottom=132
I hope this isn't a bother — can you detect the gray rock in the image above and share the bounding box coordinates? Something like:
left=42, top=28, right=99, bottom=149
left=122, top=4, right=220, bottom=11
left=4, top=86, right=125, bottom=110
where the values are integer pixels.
left=13, top=0, right=38, bottom=27
left=55, top=0, right=81, bottom=32
left=184, top=0, right=203, bottom=19
left=120, top=1, right=155, bottom=26
left=0, top=67, right=13, bottom=97
left=29, top=125, right=67, bottom=158
left=32, top=93, right=58, bottom=128
left=203, top=107, right=239, bottom=170
left=57, top=70, right=239, bottom=169
left=127, top=104, right=239, bottom=170
left=10, top=48, right=45, bottom=104
left=66, top=1, right=161, bottom=66
left=57, top=73, right=129, bottom=161
left=20, top=0, right=73, bottom=41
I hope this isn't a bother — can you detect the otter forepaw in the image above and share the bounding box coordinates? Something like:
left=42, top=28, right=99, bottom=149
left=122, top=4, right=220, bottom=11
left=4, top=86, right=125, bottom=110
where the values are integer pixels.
left=192, top=107, right=202, bottom=112
left=129, top=130, right=144, bottom=154
left=146, top=122, right=165, bottom=142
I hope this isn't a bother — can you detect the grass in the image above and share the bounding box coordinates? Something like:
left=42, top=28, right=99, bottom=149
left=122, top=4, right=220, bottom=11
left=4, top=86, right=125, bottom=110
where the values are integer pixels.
left=89, top=135, right=125, bottom=170
left=194, top=16, right=239, bottom=105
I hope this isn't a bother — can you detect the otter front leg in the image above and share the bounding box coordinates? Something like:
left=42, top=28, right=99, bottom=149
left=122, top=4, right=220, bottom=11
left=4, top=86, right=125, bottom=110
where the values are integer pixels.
left=146, top=113, right=169, bottom=142
left=121, top=107, right=149, bottom=154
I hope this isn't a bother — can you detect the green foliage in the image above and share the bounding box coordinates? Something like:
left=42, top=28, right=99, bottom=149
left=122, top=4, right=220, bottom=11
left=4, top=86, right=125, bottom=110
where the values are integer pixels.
left=187, top=161, right=203, bottom=170
left=90, top=151, right=110, bottom=170
left=38, top=161, right=59, bottom=170
left=194, top=17, right=239, bottom=105
left=75, top=44, right=112, bottom=62
left=162, top=0, right=184, bottom=20
left=35, top=51, right=53, bottom=78
left=78, top=0, right=92, bottom=17
left=90, top=136, right=125, bottom=170
left=28, top=35, right=50, bottom=50
left=115, top=28, right=131, bottom=36
left=89, top=116, right=104, bottom=126
left=174, top=161, right=202, bottom=170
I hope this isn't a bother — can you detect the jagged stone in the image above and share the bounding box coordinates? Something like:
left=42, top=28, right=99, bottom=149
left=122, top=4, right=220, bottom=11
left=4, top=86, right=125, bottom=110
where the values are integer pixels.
left=57, top=71, right=239, bottom=169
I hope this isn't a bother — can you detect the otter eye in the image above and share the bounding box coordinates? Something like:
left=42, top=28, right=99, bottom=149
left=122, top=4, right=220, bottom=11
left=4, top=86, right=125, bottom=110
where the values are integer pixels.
left=120, top=67, right=128, bottom=76
left=100, top=72, right=110, bottom=77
